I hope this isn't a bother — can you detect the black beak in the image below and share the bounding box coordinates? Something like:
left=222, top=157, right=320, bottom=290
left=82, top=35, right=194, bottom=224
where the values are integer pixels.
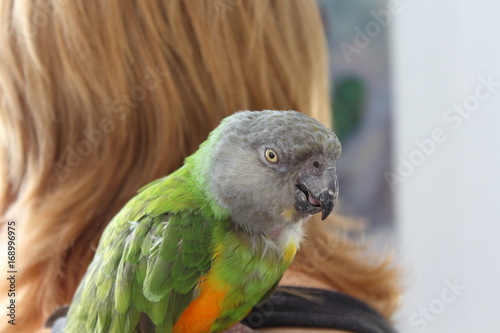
left=317, top=188, right=336, bottom=220
left=295, top=167, right=338, bottom=220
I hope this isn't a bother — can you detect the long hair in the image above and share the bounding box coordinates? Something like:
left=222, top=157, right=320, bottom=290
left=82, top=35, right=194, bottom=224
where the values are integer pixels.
left=0, top=1, right=398, bottom=331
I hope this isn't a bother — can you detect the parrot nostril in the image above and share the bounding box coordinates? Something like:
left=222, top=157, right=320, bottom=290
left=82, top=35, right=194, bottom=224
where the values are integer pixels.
left=313, top=161, right=320, bottom=169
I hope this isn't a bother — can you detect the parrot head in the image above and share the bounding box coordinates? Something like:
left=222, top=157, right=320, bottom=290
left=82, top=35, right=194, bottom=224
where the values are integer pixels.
left=205, top=110, right=341, bottom=235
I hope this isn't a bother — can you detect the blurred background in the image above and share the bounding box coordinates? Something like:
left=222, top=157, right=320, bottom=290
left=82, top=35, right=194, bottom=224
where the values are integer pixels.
left=319, top=0, right=394, bottom=247
left=319, top=0, right=500, bottom=332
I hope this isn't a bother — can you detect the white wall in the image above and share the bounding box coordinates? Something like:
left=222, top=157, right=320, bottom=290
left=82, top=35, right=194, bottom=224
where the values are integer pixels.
left=391, top=1, right=500, bottom=332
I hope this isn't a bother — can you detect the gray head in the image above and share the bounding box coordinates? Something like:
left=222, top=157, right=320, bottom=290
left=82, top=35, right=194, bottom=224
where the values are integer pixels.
left=207, top=110, right=341, bottom=234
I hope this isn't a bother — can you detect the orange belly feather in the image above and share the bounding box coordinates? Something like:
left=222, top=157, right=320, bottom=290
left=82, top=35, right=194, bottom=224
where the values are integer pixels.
left=172, top=243, right=230, bottom=333
left=172, top=271, right=229, bottom=333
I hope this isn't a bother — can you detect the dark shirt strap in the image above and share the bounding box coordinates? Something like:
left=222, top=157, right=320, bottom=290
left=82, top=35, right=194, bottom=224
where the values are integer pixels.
left=241, top=286, right=396, bottom=333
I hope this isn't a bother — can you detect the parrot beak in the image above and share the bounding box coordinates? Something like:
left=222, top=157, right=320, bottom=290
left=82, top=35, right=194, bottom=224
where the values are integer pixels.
left=295, top=163, right=338, bottom=220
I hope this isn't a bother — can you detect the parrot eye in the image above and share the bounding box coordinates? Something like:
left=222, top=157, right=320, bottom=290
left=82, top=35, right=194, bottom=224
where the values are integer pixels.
left=265, top=149, right=278, bottom=163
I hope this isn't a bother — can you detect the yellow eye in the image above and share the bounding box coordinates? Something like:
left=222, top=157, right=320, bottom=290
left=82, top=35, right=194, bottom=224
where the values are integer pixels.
left=265, top=149, right=278, bottom=163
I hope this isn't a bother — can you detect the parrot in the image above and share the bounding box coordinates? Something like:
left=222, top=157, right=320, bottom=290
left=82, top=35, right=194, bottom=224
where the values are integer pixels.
left=62, top=110, right=341, bottom=333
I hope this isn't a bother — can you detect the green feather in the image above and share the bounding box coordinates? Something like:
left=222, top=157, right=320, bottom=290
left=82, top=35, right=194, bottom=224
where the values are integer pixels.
left=108, top=312, right=125, bottom=333
left=96, top=299, right=113, bottom=332
left=114, top=261, right=134, bottom=313
left=84, top=303, right=98, bottom=332
left=123, top=222, right=149, bottom=263
left=134, top=257, right=148, bottom=285
left=172, top=270, right=200, bottom=294
left=96, top=271, right=114, bottom=302
left=125, top=309, right=140, bottom=332
left=155, top=313, right=174, bottom=333
left=131, top=280, right=148, bottom=313
left=143, top=258, right=174, bottom=302
left=146, top=295, right=170, bottom=326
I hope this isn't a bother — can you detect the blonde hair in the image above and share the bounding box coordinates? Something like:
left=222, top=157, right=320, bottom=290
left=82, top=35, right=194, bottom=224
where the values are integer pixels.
left=0, top=1, right=397, bottom=331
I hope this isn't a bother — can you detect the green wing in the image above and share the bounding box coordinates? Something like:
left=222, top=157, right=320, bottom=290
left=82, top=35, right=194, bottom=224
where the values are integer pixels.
left=64, top=174, right=213, bottom=333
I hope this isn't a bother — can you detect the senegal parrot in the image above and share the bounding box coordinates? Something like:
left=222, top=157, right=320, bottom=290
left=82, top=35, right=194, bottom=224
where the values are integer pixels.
left=62, top=110, right=341, bottom=332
